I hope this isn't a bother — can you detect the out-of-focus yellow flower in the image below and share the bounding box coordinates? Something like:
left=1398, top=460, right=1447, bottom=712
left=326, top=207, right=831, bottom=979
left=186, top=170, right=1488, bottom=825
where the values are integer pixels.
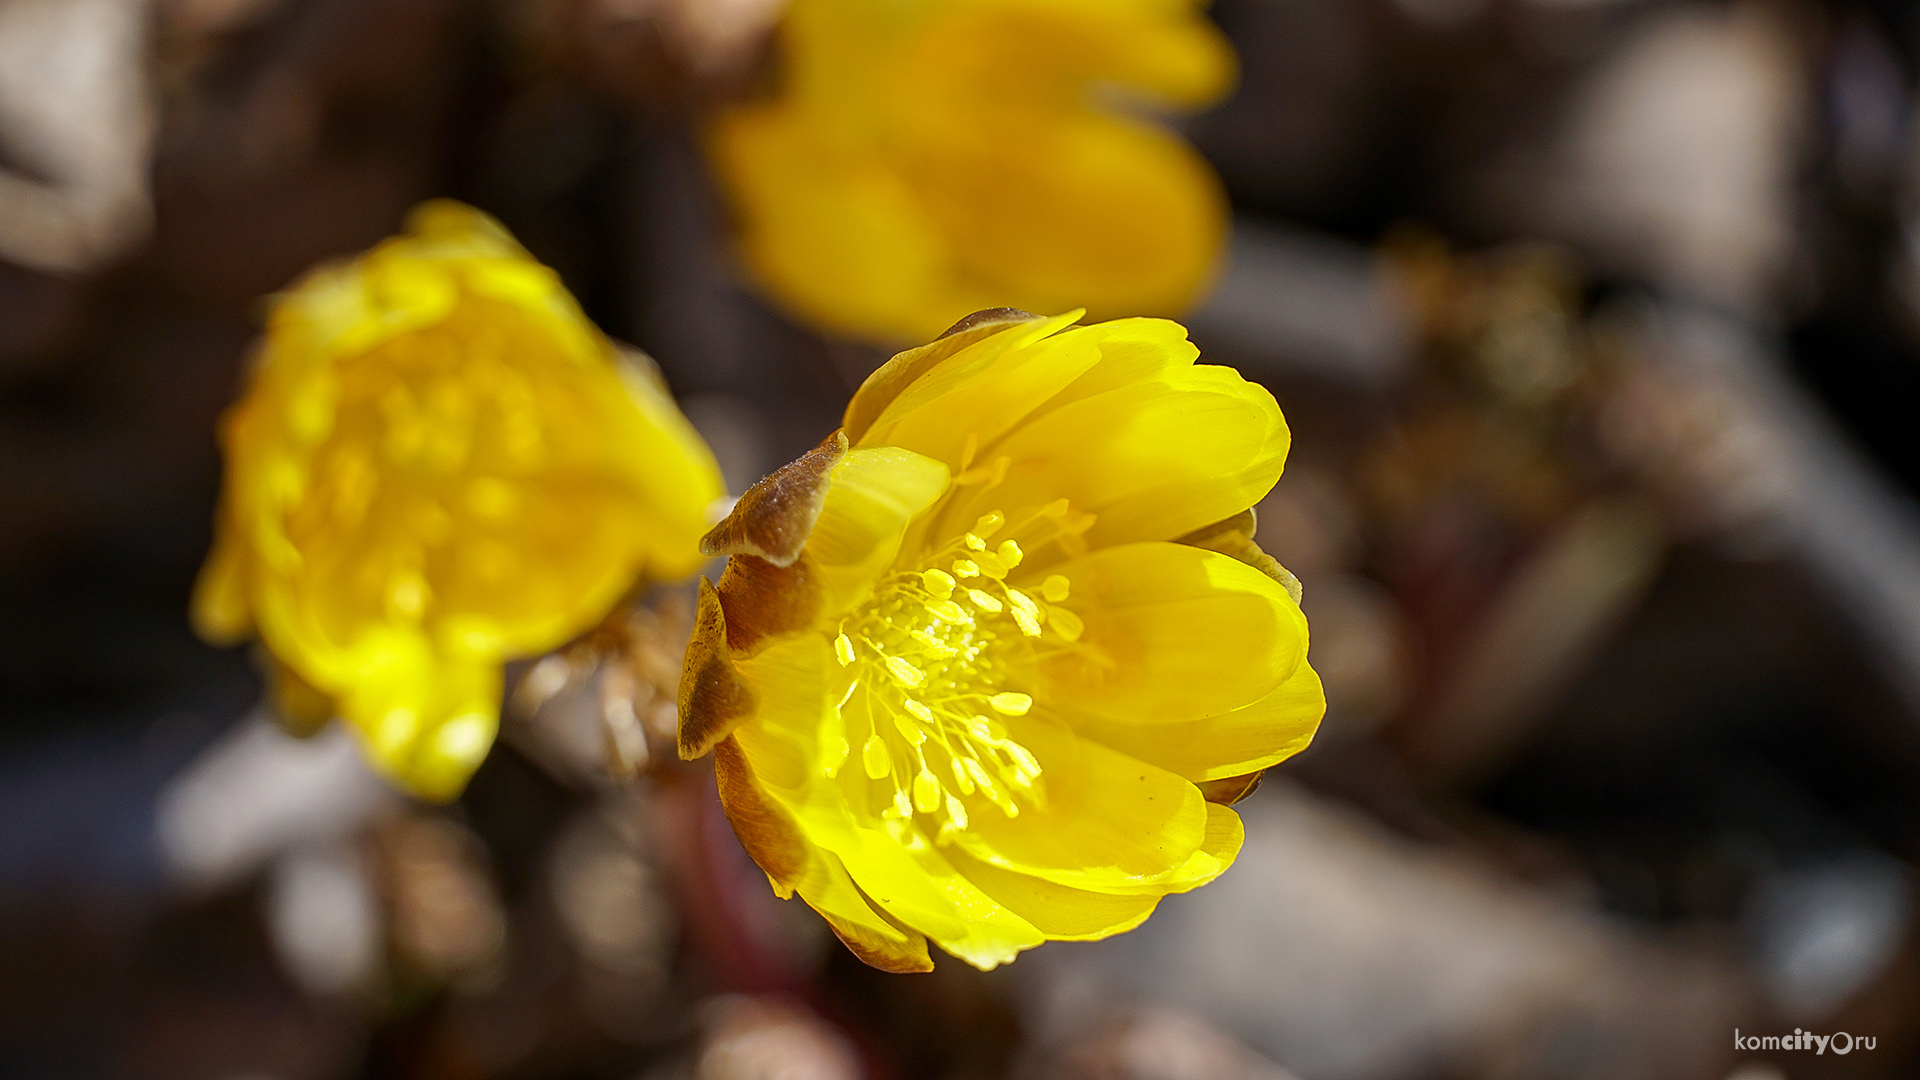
left=708, top=0, right=1235, bottom=344
left=195, top=201, right=726, bottom=801
left=679, top=309, right=1321, bottom=970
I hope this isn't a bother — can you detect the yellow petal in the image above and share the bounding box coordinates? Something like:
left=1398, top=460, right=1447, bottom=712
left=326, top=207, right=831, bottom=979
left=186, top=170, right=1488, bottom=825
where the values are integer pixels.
left=842, top=309, right=1049, bottom=441
left=902, top=116, right=1226, bottom=323
left=942, top=846, right=1162, bottom=941
left=937, top=363, right=1289, bottom=555
left=1175, top=801, right=1246, bottom=892
left=1035, top=317, right=1204, bottom=409
left=898, top=1, right=1236, bottom=113
left=729, top=633, right=836, bottom=785
left=335, top=651, right=502, bottom=802
left=806, top=445, right=952, bottom=616
left=854, top=312, right=1094, bottom=464
left=867, top=316, right=1201, bottom=482
left=606, top=347, right=733, bottom=583
left=706, top=0, right=1234, bottom=343
left=1074, top=655, right=1324, bottom=783
left=731, top=719, right=1046, bottom=970
left=189, top=525, right=253, bottom=645
left=410, top=707, right=499, bottom=802
left=264, top=653, right=336, bottom=738
left=1038, top=542, right=1307, bottom=725
left=808, top=867, right=935, bottom=974
left=196, top=201, right=726, bottom=802
left=1178, top=507, right=1303, bottom=602
left=833, top=825, right=1046, bottom=969
left=715, top=737, right=935, bottom=972
left=707, top=111, right=963, bottom=343
left=946, top=712, right=1217, bottom=894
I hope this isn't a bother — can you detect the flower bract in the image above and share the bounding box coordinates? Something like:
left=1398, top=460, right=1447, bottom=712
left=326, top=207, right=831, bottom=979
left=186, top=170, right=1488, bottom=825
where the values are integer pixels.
left=707, top=0, right=1236, bottom=343
left=194, top=200, right=726, bottom=801
left=680, top=309, right=1322, bottom=970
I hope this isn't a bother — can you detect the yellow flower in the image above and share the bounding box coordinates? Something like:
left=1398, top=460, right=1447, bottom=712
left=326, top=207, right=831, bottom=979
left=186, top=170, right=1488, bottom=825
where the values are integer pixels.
left=194, top=201, right=726, bottom=801
left=708, top=0, right=1235, bottom=343
left=679, top=309, right=1322, bottom=970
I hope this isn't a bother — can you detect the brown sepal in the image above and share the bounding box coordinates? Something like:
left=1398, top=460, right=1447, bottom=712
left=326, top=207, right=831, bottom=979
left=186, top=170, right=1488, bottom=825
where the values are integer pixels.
left=1178, top=508, right=1303, bottom=604
left=824, top=916, right=935, bottom=974
left=842, top=308, right=1043, bottom=442
left=712, top=735, right=808, bottom=885
left=715, top=552, right=820, bottom=656
left=701, top=430, right=848, bottom=567
left=678, top=578, right=758, bottom=760
left=938, top=307, right=1038, bottom=339
left=1198, top=769, right=1267, bottom=805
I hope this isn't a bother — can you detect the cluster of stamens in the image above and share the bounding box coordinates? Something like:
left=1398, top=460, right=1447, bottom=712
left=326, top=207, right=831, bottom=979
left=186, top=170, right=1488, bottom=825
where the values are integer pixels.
left=826, top=500, right=1092, bottom=846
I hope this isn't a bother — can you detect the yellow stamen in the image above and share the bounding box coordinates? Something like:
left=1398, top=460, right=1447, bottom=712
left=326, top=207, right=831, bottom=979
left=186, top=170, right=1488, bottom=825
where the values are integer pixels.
left=962, top=758, right=1002, bottom=801
left=832, top=525, right=1074, bottom=835
left=885, top=655, right=926, bottom=687
left=1001, top=761, right=1036, bottom=791
left=1010, top=606, right=1041, bottom=637
left=921, top=568, right=956, bottom=598
left=913, top=768, right=942, bottom=813
left=1006, top=742, right=1041, bottom=778
left=893, top=708, right=928, bottom=745
left=927, top=600, right=970, bottom=624
left=989, top=692, right=1032, bottom=716
left=821, top=731, right=849, bottom=779
left=862, top=735, right=891, bottom=779
left=911, top=630, right=958, bottom=658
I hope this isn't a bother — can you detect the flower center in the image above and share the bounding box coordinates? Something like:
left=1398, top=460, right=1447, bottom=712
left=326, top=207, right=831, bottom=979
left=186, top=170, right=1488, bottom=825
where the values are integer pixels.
left=826, top=502, right=1091, bottom=846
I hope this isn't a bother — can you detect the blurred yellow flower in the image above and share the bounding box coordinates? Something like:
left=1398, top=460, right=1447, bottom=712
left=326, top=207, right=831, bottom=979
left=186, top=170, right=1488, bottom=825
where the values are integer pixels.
left=708, top=0, right=1235, bottom=343
left=195, top=201, right=726, bottom=801
left=679, top=309, right=1321, bottom=970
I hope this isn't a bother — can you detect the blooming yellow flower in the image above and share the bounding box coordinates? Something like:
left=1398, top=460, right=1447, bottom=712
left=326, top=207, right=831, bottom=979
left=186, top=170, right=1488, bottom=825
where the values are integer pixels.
left=679, top=309, right=1321, bottom=970
left=194, top=201, right=726, bottom=801
left=708, top=0, right=1235, bottom=343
